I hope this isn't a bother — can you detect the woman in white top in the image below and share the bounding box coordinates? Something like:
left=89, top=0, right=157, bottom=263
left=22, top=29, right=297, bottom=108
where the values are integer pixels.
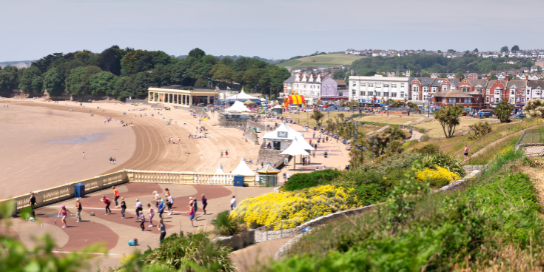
left=153, top=191, right=160, bottom=207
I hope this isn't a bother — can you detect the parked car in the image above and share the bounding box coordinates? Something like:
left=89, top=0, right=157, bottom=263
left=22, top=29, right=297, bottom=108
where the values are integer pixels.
left=478, top=110, right=493, bottom=118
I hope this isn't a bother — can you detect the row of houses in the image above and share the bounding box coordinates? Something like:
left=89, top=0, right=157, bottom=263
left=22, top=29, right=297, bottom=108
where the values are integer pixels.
left=282, top=74, right=347, bottom=105
left=345, top=48, right=544, bottom=59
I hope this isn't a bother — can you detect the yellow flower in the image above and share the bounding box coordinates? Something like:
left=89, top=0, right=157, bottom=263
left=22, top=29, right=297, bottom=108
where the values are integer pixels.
left=417, top=166, right=460, bottom=184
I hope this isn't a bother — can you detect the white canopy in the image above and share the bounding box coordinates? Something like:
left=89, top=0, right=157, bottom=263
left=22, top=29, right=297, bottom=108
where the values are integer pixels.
left=262, top=122, right=298, bottom=142
left=272, top=105, right=283, bottom=109
left=215, top=163, right=225, bottom=174
left=231, top=156, right=256, bottom=175
left=295, top=133, right=314, bottom=150
left=281, top=139, right=309, bottom=156
left=225, top=101, right=251, bottom=112
left=227, top=89, right=258, bottom=100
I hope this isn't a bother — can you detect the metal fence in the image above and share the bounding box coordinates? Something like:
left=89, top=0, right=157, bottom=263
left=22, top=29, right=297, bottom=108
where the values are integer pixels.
left=515, top=129, right=544, bottom=150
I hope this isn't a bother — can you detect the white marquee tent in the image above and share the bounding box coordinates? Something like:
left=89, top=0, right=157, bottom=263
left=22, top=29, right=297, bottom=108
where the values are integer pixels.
left=215, top=163, right=225, bottom=174
left=281, top=138, right=309, bottom=170
left=225, top=101, right=251, bottom=112
left=231, top=156, right=256, bottom=175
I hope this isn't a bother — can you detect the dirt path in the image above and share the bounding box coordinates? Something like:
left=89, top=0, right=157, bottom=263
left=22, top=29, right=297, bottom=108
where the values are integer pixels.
left=470, top=130, right=525, bottom=159
left=230, top=238, right=291, bottom=272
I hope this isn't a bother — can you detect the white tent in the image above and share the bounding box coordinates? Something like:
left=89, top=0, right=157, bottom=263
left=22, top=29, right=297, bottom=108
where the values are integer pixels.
left=231, top=156, right=256, bottom=175
left=295, top=133, right=314, bottom=151
left=225, top=101, right=251, bottom=112
left=215, top=163, right=225, bottom=174
left=262, top=122, right=298, bottom=142
left=227, top=89, right=259, bottom=100
left=281, top=138, right=309, bottom=170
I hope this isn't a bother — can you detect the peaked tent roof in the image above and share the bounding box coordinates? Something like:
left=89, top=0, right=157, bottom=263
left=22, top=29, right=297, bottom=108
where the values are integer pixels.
left=281, top=138, right=309, bottom=156
left=256, top=163, right=281, bottom=174
left=225, top=101, right=251, bottom=112
left=294, top=133, right=314, bottom=150
left=215, top=163, right=225, bottom=174
left=231, top=156, right=256, bottom=175
left=226, top=89, right=260, bottom=100
left=262, top=122, right=299, bottom=141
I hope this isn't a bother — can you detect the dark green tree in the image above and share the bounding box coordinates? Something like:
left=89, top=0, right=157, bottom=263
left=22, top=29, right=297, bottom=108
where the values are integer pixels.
left=434, top=104, right=464, bottom=138
left=333, top=70, right=346, bottom=79
left=99, top=45, right=125, bottom=76
left=500, top=46, right=509, bottom=52
left=0, top=66, right=18, bottom=95
left=511, top=45, right=520, bottom=52
left=439, top=73, right=447, bottom=78
left=455, top=71, right=464, bottom=79
left=489, top=72, right=498, bottom=80
left=18, top=66, right=42, bottom=93
left=43, top=67, right=64, bottom=96
left=494, top=100, right=515, bottom=123
left=90, top=71, right=117, bottom=96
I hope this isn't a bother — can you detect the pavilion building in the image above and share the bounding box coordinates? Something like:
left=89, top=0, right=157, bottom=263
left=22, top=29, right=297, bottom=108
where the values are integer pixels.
left=147, top=85, right=218, bottom=107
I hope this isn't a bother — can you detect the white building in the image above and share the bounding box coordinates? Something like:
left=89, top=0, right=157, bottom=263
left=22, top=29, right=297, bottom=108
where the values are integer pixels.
left=292, top=74, right=321, bottom=105
left=348, top=75, right=410, bottom=104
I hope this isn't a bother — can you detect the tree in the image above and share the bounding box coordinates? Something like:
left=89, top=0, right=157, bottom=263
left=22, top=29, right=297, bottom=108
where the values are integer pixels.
left=439, top=73, right=447, bottom=78
left=310, top=110, right=325, bottom=127
left=500, top=46, right=509, bottom=52
left=18, top=67, right=42, bottom=93
left=511, top=45, right=520, bottom=52
left=455, top=71, right=464, bottom=79
left=64, top=66, right=101, bottom=95
left=333, top=70, right=346, bottom=79
left=90, top=71, right=117, bottom=96
left=447, top=49, right=456, bottom=53
left=489, top=72, right=498, bottom=80
left=494, top=100, right=515, bottom=123
left=99, top=45, right=124, bottom=76
left=421, top=72, right=430, bottom=77
left=188, top=48, right=206, bottom=59
left=473, top=48, right=479, bottom=52
left=0, top=66, right=19, bottom=95
left=434, top=104, right=464, bottom=138
left=43, top=67, right=64, bottom=96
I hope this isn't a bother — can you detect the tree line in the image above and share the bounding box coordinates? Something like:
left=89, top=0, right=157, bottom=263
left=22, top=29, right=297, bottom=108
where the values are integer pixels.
left=351, top=53, right=534, bottom=77
left=0, top=46, right=290, bottom=100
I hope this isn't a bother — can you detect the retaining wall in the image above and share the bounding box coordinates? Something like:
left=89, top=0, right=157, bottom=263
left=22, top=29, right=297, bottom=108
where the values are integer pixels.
left=213, top=230, right=255, bottom=250
left=243, top=128, right=259, bottom=145
left=256, top=147, right=289, bottom=169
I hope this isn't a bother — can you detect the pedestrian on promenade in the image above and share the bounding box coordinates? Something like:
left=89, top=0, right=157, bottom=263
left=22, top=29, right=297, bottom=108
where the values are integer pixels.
left=109, top=157, right=113, bottom=164
left=464, top=145, right=469, bottom=162
left=158, top=219, right=166, bottom=244
left=113, top=158, right=116, bottom=164
left=283, top=172, right=287, bottom=183
left=29, top=192, right=36, bottom=218
left=75, top=198, right=82, bottom=222
left=147, top=203, right=155, bottom=227
left=158, top=199, right=165, bottom=219
left=120, top=197, right=126, bottom=219
left=201, top=194, right=208, bottom=215
left=102, top=196, right=112, bottom=215
left=83, top=152, right=85, bottom=159
left=230, top=196, right=237, bottom=211
left=188, top=205, right=195, bottom=228
left=139, top=213, right=146, bottom=232
left=135, top=199, right=143, bottom=218
left=112, top=186, right=120, bottom=207
left=153, top=191, right=160, bottom=207
left=225, top=150, right=229, bottom=157
left=192, top=199, right=198, bottom=219
left=167, top=194, right=174, bottom=215
left=164, top=188, right=171, bottom=197
left=57, top=205, right=71, bottom=229
left=220, top=151, right=223, bottom=158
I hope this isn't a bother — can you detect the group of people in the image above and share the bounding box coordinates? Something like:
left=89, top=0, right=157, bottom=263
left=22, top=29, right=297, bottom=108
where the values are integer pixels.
left=109, top=157, right=117, bottom=164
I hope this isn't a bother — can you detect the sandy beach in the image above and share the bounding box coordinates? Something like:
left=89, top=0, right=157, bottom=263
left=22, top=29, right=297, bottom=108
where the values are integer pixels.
left=0, top=99, right=261, bottom=199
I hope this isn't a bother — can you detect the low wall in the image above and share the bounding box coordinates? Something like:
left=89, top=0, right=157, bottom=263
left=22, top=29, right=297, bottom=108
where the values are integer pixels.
left=219, top=114, right=248, bottom=128
left=243, top=128, right=259, bottom=145
left=256, top=147, right=289, bottom=169
left=247, top=120, right=267, bottom=132
left=190, top=106, right=210, bottom=118
left=213, top=230, right=255, bottom=250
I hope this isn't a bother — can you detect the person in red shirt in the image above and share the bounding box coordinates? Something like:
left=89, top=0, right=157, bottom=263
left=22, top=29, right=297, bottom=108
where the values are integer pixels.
left=112, top=186, right=120, bottom=207
left=102, top=196, right=111, bottom=215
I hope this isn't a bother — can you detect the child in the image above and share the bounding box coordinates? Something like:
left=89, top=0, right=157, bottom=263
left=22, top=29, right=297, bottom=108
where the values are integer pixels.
left=140, top=212, right=146, bottom=232
left=147, top=203, right=155, bottom=227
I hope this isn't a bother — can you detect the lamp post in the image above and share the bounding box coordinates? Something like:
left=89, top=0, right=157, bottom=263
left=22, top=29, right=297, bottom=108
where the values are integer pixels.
left=427, top=95, right=431, bottom=118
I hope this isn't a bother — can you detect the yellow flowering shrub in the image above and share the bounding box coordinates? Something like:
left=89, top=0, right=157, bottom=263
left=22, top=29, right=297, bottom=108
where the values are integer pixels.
left=417, top=166, right=460, bottom=184
left=230, top=185, right=359, bottom=230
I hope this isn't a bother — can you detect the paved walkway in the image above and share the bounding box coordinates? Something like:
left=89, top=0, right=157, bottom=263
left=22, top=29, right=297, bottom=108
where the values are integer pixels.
left=10, top=183, right=274, bottom=270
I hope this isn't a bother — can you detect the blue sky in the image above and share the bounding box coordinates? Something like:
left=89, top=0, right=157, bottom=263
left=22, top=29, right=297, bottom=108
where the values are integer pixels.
left=2, top=0, right=544, bottom=61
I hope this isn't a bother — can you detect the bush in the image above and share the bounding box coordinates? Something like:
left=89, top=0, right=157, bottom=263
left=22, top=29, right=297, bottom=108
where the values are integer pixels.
left=421, top=152, right=466, bottom=177
left=214, top=211, right=245, bottom=236
left=283, top=169, right=341, bottom=191
left=468, top=121, right=492, bottom=140
left=416, top=166, right=461, bottom=187
left=230, top=185, right=359, bottom=229
left=133, top=231, right=234, bottom=271
left=414, top=143, right=440, bottom=155
left=418, top=128, right=426, bottom=133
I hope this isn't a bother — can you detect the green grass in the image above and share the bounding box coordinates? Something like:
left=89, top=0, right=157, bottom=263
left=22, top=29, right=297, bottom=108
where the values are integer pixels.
left=276, top=54, right=365, bottom=69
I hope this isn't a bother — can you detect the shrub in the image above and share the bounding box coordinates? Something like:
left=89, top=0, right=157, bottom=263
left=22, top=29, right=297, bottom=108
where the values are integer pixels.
left=414, top=143, right=440, bottom=155
left=416, top=166, right=461, bottom=187
left=418, top=128, right=426, bottom=133
left=230, top=185, right=359, bottom=229
left=468, top=121, right=492, bottom=140
left=135, top=231, right=234, bottom=271
left=421, top=153, right=466, bottom=177
left=283, top=169, right=341, bottom=191
left=214, top=211, right=245, bottom=236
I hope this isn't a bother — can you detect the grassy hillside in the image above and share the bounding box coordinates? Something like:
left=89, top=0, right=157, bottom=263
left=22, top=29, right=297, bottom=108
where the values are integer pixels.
left=276, top=54, right=364, bottom=69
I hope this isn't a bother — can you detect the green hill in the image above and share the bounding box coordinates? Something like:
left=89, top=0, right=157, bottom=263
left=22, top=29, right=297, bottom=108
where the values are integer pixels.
left=276, top=54, right=365, bottom=69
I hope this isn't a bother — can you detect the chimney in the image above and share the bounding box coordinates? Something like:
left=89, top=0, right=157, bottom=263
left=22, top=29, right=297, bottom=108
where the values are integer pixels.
left=486, top=74, right=490, bottom=81
left=506, top=75, right=509, bottom=81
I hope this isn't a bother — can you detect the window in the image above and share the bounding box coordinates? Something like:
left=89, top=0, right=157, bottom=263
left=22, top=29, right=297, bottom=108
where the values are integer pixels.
left=391, top=92, right=397, bottom=97
left=486, top=97, right=489, bottom=103
left=376, top=83, right=382, bottom=88
left=494, top=88, right=501, bottom=95
left=486, top=89, right=490, bottom=95
left=401, top=83, right=405, bottom=87
left=338, top=92, right=343, bottom=97
left=383, top=92, right=389, bottom=97
left=368, top=83, right=374, bottom=87
left=447, top=98, right=455, bottom=103
left=352, top=90, right=356, bottom=96
left=360, top=91, right=365, bottom=96
left=391, top=84, right=397, bottom=88
left=495, top=97, right=500, bottom=103
left=423, top=87, right=428, bottom=93
left=510, top=89, right=515, bottom=95
left=413, top=86, right=419, bottom=92
left=527, top=89, right=531, bottom=95
left=522, top=98, right=525, bottom=102
left=432, top=87, right=438, bottom=92
left=376, top=92, right=381, bottom=96
left=442, top=85, right=448, bottom=92
left=352, top=83, right=356, bottom=87
left=413, top=95, right=418, bottom=100
left=401, top=93, right=405, bottom=98
left=536, top=89, right=541, bottom=96
left=464, top=98, right=471, bottom=103
left=361, top=83, right=366, bottom=87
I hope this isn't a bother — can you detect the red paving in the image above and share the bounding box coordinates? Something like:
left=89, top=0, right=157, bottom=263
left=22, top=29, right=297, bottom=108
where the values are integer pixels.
left=31, top=183, right=232, bottom=251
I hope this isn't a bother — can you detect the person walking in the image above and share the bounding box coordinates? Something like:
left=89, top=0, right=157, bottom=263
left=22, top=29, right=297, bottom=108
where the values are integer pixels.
left=153, top=191, right=160, bottom=207
left=57, top=205, right=71, bottom=229
left=112, top=186, right=120, bottom=207
left=29, top=192, right=36, bottom=218
left=158, top=219, right=166, bottom=245
left=188, top=204, right=195, bottom=228
left=147, top=203, right=155, bottom=227
left=167, top=194, right=174, bottom=215
left=225, top=150, right=229, bottom=157
left=82, top=152, right=85, bottom=159
left=120, top=197, right=126, bottom=219
left=109, top=157, right=113, bottom=164
left=139, top=212, right=146, bottom=232
left=158, top=199, right=165, bottom=219
left=75, top=198, right=82, bottom=222
left=135, top=199, right=143, bottom=218
left=464, top=145, right=469, bottom=162
left=113, top=158, right=116, bottom=164
left=192, top=199, right=198, bottom=219
left=230, top=196, right=237, bottom=211
left=101, top=196, right=112, bottom=215
left=201, top=194, right=208, bottom=215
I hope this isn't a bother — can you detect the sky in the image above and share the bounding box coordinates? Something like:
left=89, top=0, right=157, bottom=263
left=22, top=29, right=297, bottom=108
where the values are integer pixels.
left=2, top=0, right=544, bottom=62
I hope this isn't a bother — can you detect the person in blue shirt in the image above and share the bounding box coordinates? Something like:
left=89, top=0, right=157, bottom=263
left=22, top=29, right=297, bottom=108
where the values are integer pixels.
left=158, top=199, right=165, bottom=219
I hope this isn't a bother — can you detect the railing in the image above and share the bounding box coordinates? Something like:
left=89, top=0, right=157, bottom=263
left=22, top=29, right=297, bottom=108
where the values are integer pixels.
left=128, top=170, right=236, bottom=186
left=255, top=220, right=297, bottom=242
left=515, top=129, right=544, bottom=150
left=454, top=118, right=540, bottom=158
